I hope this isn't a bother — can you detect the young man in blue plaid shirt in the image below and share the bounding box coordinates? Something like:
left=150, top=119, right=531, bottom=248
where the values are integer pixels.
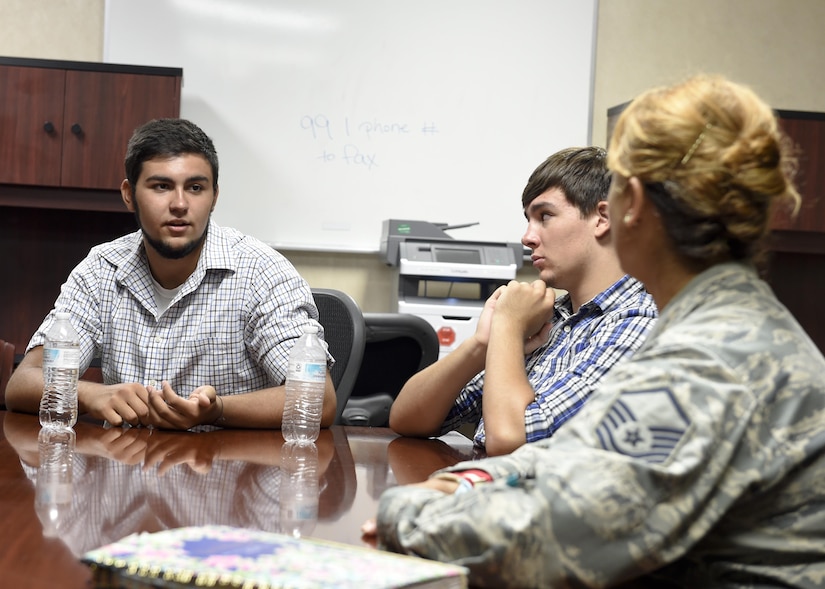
left=389, top=147, right=657, bottom=455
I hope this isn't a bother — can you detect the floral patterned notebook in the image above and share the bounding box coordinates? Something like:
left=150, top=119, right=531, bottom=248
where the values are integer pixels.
left=81, top=525, right=468, bottom=589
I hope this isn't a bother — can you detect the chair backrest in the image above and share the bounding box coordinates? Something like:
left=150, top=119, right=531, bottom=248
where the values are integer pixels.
left=342, top=313, right=439, bottom=426
left=1, top=339, right=16, bottom=409
left=311, top=288, right=366, bottom=424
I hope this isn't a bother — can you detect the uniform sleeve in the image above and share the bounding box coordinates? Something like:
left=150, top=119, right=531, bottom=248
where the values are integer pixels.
left=523, top=313, right=657, bottom=442
left=376, top=346, right=768, bottom=587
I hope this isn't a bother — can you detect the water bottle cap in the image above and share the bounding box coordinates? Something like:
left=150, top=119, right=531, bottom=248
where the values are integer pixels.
left=303, top=324, right=319, bottom=334
left=55, top=312, right=71, bottom=320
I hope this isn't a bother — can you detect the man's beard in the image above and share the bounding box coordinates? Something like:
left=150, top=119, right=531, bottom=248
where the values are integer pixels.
left=133, top=205, right=209, bottom=260
left=142, top=225, right=208, bottom=259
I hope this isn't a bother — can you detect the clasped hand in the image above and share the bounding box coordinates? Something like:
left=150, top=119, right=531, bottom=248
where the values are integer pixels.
left=88, top=381, right=219, bottom=430
left=474, top=279, right=555, bottom=353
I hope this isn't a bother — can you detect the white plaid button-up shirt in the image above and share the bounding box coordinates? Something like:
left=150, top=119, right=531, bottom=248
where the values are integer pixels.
left=28, top=223, right=325, bottom=398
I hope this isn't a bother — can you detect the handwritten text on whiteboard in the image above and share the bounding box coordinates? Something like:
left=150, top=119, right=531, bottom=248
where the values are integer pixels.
left=300, top=114, right=439, bottom=170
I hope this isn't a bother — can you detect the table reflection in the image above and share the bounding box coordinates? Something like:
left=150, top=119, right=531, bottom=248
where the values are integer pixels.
left=1, top=410, right=479, bottom=589
left=36, top=426, right=76, bottom=537
left=3, top=413, right=353, bottom=557
left=280, top=441, right=320, bottom=538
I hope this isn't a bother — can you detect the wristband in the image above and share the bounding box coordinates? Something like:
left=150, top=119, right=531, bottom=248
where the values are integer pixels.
left=455, top=468, right=493, bottom=485
left=432, top=472, right=473, bottom=494
left=432, top=469, right=493, bottom=494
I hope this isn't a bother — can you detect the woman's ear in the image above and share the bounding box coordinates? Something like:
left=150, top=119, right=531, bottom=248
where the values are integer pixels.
left=622, top=177, right=647, bottom=227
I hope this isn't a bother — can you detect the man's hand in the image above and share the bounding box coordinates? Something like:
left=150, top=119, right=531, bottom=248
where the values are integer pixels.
left=473, top=284, right=507, bottom=347
left=524, top=320, right=554, bottom=355
left=81, top=381, right=220, bottom=430
left=360, top=477, right=458, bottom=546
left=493, top=280, right=555, bottom=353
left=145, top=381, right=220, bottom=430
left=83, top=382, right=154, bottom=427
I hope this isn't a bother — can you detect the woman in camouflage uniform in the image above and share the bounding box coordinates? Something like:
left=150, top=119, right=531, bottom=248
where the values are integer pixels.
left=366, top=74, right=825, bottom=588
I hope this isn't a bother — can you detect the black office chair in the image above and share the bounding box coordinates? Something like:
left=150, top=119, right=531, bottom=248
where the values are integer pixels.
left=341, top=313, right=439, bottom=427
left=312, top=288, right=366, bottom=424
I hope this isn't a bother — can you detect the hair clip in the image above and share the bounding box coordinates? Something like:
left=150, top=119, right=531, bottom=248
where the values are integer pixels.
left=680, top=122, right=713, bottom=165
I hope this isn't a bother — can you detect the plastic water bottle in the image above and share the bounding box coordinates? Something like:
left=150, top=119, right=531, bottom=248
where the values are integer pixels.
left=280, top=441, right=319, bottom=537
left=35, top=426, right=75, bottom=537
left=282, top=324, right=327, bottom=443
left=39, top=312, right=80, bottom=428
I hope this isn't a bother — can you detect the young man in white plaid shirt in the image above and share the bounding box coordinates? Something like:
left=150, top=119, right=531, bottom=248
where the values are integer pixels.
left=7, top=119, right=335, bottom=430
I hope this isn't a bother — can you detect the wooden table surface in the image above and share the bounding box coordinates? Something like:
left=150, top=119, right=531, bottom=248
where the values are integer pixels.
left=0, top=410, right=478, bottom=589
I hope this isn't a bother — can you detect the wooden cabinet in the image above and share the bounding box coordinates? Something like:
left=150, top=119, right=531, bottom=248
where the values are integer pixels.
left=0, top=57, right=182, bottom=191
left=762, top=111, right=825, bottom=354
left=0, top=64, right=64, bottom=186
left=0, top=57, right=182, bottom=354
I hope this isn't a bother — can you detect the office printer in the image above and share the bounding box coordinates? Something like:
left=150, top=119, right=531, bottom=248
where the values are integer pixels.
left=381, top=219, right=524, bottom=358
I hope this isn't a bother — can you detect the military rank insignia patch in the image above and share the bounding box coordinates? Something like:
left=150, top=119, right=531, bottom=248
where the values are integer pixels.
left=595, top=387, right=691, bottom=464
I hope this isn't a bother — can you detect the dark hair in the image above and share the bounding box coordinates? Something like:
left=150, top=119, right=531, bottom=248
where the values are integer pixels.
left=521, top=146, right=611, bottom=217
left=124, top=118, right=219, bottom=190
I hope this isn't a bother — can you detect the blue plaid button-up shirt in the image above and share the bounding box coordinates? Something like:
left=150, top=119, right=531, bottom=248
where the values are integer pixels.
left=441, top=275, right=657, bottom=447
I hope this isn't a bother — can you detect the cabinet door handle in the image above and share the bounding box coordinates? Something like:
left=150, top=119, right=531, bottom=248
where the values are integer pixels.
left=70, top=123, right=84, bottom=137
left=43, top=121, right=56, bottom=134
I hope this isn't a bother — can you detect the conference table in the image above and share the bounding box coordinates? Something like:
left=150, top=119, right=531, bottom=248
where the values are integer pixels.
left=0, top=410, right=480, bottom=589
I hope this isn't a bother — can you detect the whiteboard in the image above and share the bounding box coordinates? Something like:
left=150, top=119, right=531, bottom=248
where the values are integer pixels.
left=104, top=0, right=597, bottom=252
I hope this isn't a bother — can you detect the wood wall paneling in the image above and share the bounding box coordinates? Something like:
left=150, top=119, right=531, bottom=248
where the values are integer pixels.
left=0, top=207, right=137, bottom=354
left=772, top=113, right=825, bottom=232
left=764, top=111, right=825, bottom=352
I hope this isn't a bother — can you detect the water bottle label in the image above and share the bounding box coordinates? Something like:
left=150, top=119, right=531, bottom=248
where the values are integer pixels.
left=38, top=482, right=73, bottom=504
left=288, top=361, right=326, bottom=383
left=43, top=348, right=80, bottom=369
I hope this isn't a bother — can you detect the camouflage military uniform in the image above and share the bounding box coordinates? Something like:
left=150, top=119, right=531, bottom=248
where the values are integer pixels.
left=376, top=263, right=825, bottom=588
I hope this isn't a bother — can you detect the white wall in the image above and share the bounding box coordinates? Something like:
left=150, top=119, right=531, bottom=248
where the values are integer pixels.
left=591, top=0, right=825, bottom=147
left=0, top=0, right=103, bottom=61
left=3, top=0, right=825, bottom=311
left=104, top=0, right=597, bottom=253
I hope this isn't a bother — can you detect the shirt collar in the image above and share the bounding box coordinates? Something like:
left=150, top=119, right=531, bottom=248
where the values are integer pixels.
left=586, top=274, right=644, bottom=313
left=109, top=222, right=236, bottom=291
left=197, top=222, right=237, bottom=273
left=556, top=274, right=642, bottom=320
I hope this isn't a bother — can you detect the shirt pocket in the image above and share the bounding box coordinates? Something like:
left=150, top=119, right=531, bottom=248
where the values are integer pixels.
left=177, top=335, right=246, bottom=393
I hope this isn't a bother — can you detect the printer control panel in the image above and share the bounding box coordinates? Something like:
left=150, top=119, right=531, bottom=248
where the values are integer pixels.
left=398, top=241, right=517, bottom=280
left=399, top=242, right=516, bottom=266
